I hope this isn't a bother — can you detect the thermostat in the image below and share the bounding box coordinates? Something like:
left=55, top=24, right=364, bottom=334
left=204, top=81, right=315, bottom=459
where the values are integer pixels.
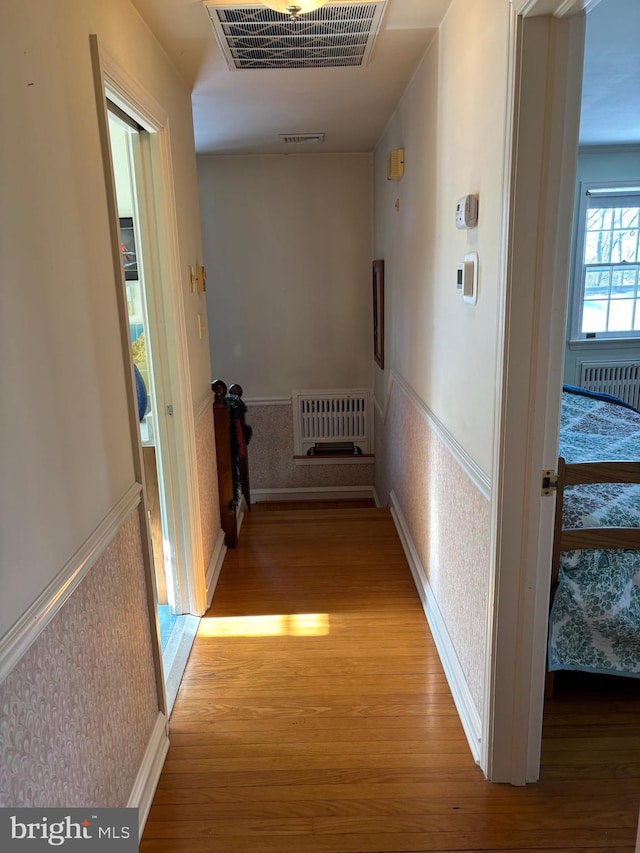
left=455, top=194, right=478, bottom=229
left=457, top=252, right=478, bottom=304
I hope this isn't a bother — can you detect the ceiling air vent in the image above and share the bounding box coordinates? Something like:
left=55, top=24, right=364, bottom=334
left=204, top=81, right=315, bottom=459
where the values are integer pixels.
left=279, top=133, right=325, bottom=145
left=203, top=2, right=387, bottom=70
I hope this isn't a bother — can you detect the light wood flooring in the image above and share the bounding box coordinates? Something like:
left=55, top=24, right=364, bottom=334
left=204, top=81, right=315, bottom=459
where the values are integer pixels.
left=142, top=506, right=640, bottom=852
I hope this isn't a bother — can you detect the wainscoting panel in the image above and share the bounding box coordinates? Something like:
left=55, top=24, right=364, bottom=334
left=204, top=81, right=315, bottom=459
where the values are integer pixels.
left=375, top=379, right=491, bottom=717
left=0, top=510, right=159, bottom=808
left=247, top=403, right=374, bottom=492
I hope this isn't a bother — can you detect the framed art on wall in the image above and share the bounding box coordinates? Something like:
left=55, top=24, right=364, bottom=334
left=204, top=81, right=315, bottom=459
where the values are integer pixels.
left=119, top=217, right=138, bottom=281
left=372, top=259, right=384, bottom=369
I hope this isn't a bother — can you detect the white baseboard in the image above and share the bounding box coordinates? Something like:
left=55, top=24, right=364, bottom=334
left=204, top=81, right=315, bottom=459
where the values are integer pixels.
left=128, top=711, right=169, bottom=839
left=389, top=491, right=483, bottom=765
left=372, top=487, right=384, bottom=508
left=251, top=486, right=375, bottom=503
left=205, top=529, right=227, bottom=609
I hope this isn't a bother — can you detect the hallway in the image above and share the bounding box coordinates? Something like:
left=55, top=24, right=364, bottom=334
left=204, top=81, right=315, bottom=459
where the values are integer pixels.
left=141, top=507, right=639, bottom=852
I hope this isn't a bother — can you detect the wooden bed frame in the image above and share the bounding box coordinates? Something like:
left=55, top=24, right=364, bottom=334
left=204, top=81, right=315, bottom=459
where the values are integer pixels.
left=546, top=456, right=640, bottom=697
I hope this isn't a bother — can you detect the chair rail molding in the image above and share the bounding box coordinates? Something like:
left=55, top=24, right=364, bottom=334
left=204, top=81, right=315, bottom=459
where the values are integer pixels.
left=0, top=484, right=142, bottom=683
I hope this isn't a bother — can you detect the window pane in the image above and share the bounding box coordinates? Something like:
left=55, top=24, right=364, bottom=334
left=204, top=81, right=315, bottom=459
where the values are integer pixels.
left=622, top=230, right=639, bottom=262
left=587, top=208, right=612, bottom=231
left=607, top=299, right=634, bottom=332
left=610, top=267, right=637, bottom=298
left=582, top=300, right=608, bottom=333
left=613, top=207, right=639, bottom=230
left=585, top=230, right=612, bottom=264
left=584, top=267, right=611, bottom=297
left=610, top=230, right=639, bottom=263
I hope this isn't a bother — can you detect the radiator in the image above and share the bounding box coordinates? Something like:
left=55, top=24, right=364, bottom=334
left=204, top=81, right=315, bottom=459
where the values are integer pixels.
left=578, top=361, right=640, bottom=409
left=292, top=390, right=372, bottom=456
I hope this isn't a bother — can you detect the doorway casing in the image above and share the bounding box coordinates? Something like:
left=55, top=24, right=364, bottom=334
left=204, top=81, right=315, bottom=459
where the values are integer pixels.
left=90, top=37, right=208, bottom=709
left=485, top=0, right=595, bottom=783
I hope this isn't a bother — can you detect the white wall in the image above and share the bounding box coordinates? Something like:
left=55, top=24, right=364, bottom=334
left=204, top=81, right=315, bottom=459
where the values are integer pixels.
left=0, top=0, right=205, bottom=659
left=563, top=146, right=640, bottom=384
left=373, top=0, right=510, bottom=724
left=0, top=0, right=209, bottom=809
left=198, top=153, right=373, bottom=398
left=375, top=0, right=507, bottom=475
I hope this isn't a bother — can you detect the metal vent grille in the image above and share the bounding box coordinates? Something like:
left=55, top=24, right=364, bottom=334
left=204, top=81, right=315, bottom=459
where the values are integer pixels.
left=203, top=2, right=387, bottom=70
left=292, top=389, right=373, bottom=455
left=280, top=133, right=325, bottom=145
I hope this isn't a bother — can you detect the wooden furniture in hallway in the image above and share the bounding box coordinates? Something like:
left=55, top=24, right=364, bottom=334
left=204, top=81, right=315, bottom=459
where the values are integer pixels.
left=142, top=507, right=640, bottom=852
left=212, top=379, right=251, bottom=547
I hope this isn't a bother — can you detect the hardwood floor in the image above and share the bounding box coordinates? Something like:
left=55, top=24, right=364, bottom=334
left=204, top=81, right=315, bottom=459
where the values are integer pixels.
left=142, top=507, right=640, bottom=852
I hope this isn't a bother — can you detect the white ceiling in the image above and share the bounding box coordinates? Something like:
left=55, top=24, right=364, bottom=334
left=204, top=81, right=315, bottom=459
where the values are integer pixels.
left=130, top=0, right=640, bottom=154
left=130, top=0, right=451, bottom=154
left=579, top=0, right=640, bottom=146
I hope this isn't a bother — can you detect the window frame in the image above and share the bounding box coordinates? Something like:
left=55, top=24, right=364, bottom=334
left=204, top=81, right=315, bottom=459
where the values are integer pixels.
left=569, top=180, right=640, bottom=343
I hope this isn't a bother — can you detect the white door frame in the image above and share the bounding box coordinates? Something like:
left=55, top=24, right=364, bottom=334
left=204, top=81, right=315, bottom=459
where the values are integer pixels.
left=485, top=0, right=593, bottom=783
left=91, top=40, right=208, bottom=625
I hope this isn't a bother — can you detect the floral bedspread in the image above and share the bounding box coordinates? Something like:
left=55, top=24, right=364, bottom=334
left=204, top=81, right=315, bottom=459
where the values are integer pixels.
left=548, top=388, right=640, bottom=676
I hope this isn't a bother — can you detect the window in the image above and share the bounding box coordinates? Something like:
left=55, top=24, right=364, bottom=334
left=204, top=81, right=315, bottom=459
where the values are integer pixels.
left=571, top=182, right=640, bottom=341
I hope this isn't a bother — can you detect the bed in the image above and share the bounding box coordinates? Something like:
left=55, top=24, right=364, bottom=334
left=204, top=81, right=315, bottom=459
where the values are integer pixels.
left=547, top=386, right=640, bottom=685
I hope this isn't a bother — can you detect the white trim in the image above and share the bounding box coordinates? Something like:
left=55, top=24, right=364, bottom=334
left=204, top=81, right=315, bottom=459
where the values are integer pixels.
left=205, top=529, right=227, bottom=608
left=579, top=143, right=640, bottom=155
left=372, top=487, right=383, bottom=508
left=0, top=484, right=142, bottom=683
left=487, top=12, right=586, bottom=784
left=252, top=486, right=375, bottom=503
left=294, top=455, right=375, bottom=466
left=389, top=491, right=482, bottom=765
left=388, top=370, right=491, bottom=500
left=244, top=397, right=292, bottom=406
left=127, top=711, right=169, bottom=839
left=101, top=45, right=207, bottom=619
left=510, top=0, right=600, bottom=16
left=194, top=391, right=214, bottom=423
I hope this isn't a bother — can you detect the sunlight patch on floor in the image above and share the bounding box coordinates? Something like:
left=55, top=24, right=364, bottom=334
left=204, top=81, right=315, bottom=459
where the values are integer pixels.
left=198, top=613, right=330, bottom=637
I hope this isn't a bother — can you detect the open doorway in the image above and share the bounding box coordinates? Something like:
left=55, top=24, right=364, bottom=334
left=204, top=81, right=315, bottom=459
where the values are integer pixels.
left=541, top=0, right=640, bottom=734
left=488, top=0, right=640, bottom=785
left=106, top=103, right=200, bottom=711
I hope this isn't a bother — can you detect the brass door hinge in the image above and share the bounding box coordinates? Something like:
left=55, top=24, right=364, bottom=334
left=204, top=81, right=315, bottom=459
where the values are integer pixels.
left=541, top=469, right=559, bottom=496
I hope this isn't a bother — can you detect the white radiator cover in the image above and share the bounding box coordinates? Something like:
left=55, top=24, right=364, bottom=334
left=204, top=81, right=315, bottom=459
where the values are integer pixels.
left=578, top=361, right=640, bottom=409
left=292, top=389, right=373, bottom=456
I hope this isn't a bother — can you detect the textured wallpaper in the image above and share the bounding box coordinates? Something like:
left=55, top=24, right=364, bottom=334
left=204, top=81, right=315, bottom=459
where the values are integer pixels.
left=247, top=404, right=374, bottom=491
left=0, top=510, right=159, bottom=807
left=195, top=404, right=220, bottom=569
left=375, top=382, right=490, bottom=713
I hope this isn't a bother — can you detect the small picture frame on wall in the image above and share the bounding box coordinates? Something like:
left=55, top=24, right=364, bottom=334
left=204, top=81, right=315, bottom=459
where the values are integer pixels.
left=119, top=217, right=138, bottom=281
left=372, top=259, right=385, bottom=369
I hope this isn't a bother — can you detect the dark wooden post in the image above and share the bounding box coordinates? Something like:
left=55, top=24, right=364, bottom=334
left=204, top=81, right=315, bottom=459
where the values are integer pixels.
left=212, top=379, right=237, bottom=547
left=229, top=382, right=251, bottom=512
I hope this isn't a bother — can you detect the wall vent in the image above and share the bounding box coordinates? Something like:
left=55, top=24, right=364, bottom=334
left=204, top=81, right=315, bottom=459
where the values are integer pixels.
left=202, top=2, right=387, bottom=70
left=279, top=133, right=325, bottom=145
left=578, top=361, right=640, bottom=409
left=293, top=389, right=373, bottom=456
